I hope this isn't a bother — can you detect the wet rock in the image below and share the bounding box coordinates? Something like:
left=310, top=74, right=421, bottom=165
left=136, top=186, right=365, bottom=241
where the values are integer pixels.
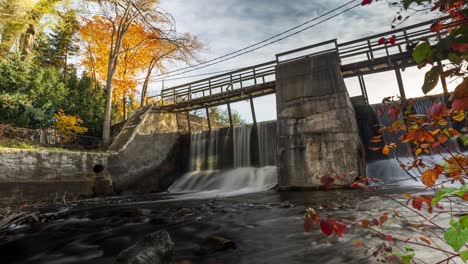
left=196, top=236, right=236, bottom=255
left=177, top=208, right=193, bottom=215
left=115, top=230, right=173, bottom=264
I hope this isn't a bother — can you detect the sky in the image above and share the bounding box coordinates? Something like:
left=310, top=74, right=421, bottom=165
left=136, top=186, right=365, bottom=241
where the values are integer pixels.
left=145, top=0, right=456, bottom=123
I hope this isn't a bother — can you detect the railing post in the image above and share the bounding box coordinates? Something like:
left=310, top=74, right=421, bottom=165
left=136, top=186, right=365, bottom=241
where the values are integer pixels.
left=173, top=87, right=176, bottom=104
left=189, top=84, right=192, bottom=101
left=253, top=68, right=257, bottom=85
left=161, top=89, right=164, bottom=106
left=367, top=39, right=374, bottom=60
left=209, top=79, right=212, bottom=97
left=229, top=74, right=233, bottom=90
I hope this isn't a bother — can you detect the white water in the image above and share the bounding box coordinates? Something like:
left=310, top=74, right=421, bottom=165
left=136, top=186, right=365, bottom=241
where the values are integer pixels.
left=168, top=166, right=278, bottom=197
left=367, top=154, right=464, bottom=188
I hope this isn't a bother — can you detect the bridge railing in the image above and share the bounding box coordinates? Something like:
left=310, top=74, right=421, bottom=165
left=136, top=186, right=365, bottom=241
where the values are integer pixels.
left=152, top=60, right=277, bottom=107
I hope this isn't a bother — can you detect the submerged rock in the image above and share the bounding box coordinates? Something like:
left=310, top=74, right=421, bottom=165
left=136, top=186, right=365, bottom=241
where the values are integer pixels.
left=115, top=230, right=173, bottom=264
left=196, top=235, right=236, bottom=255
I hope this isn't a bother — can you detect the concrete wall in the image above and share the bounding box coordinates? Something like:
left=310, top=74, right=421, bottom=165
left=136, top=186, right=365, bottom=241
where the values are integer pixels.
left=0, top=106, right=183, bottom=197
left=107, top=107, right=182, bottom=194
left=275, top=52, right=366, bottom=189
left=0, top=148, right=108, bottom=196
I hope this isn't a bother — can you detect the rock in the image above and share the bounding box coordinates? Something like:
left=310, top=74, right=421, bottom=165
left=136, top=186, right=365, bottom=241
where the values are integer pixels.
left=115, top=230, right=173, bottom=264
left=196, top=236, right=236, bottom=255
left=177, top=208, right=193, bottom=215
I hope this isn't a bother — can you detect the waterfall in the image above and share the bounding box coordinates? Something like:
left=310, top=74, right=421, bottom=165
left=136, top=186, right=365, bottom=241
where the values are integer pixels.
left=169, top=121, right=279, bottom=196
left=168, top=166, right=278, bottom=194
left=257, top=121, right=277, bottom=166
left=233, top=124, right=252, bottom=167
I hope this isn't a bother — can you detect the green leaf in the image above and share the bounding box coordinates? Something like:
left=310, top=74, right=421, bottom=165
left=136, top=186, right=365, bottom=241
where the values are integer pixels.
left=444, top=220, right=468, bottom=252
left=413, top=42, right=431, bottom=63
left=449, top=52, right=463, bottom=64
left=422, top=66, right=441, bottom=94
left=460, top=250, right=468, bottom=262
left=401, top=253, right=415, bottom=264
left=432, top=187, right=462, bottom=204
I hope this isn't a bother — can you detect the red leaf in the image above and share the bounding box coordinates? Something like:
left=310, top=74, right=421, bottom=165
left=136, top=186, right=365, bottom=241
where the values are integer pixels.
left=334, top=220, right=347, bottom=238
left=386, top=234, right=393, bottom=242
left=430, top=2, right=439, bottom=11
left=430, top=22, right=442, bottom=32
left=372, top=218, right=380, bottom=226
left=320, top=218, right=334, bottom=236
left=388, top=106, right=401, bottom=120
left=412, top=198, right=423, bottom=210
left=378, top=37, right=386, bottom=45
left=452, top=43, right=468, bottom=53
left=428, top=102, right=444, bottom=119
left=304, top=217, right=313, bottom=232
left=379, top=214, right=388, bottom=226
left=452, top=98, right=466, bottom=111
left=361, top=0, right=372, bottom=5
left=388, top=35, right=396, bottom=45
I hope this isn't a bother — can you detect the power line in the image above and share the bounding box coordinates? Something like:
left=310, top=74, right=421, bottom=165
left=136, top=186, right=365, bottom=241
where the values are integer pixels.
left=149, top=0, right=360, bottom=80
left=147, top=67, right=245, bottom=83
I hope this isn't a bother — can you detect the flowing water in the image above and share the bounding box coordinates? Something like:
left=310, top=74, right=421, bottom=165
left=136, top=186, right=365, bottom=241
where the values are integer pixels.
left=171, top=121, right=279, bottom=198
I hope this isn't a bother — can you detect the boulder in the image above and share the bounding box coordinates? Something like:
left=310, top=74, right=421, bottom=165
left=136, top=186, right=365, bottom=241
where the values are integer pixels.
left=115, top=230, right=173, bottom=264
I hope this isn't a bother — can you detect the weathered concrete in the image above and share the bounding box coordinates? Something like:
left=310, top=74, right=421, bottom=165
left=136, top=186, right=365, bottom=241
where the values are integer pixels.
left=0, top=106, right=183, bottom=196
left=0, top=148, right=108, bottom=196
left=108, top=107, right=182, bottom=193
left=275, top=52, right=366, bottom=189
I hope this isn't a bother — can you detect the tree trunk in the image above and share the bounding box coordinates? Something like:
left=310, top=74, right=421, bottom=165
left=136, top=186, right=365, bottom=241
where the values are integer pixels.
left=140, top=59, right=156, bottom=106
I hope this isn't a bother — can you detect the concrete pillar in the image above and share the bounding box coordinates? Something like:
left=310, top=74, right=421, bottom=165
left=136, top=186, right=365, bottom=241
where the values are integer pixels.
left=275, top=52, right=366, bottom=190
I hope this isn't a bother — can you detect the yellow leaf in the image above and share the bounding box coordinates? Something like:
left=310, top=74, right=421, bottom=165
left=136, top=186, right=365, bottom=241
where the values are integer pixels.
left=403, top=193, right=413, bottom=199
left=382, top=146, right=391, bottom=156
left=415, top=148, right=422, bottom=156
left=431, top=129, right=440, bottom=136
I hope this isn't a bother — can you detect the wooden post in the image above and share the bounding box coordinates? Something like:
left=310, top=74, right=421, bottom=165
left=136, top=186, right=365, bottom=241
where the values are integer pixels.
left=186, top=111, right=191, bottom=134
left=227, top=103, right=234, bottom=128
left=206, top=107, right=211, bottom=131
left=358, top=75, right=369, bottom=104
left=394, top=67, right=406, bottom=100
left=250, top=97, right=257, bottom=125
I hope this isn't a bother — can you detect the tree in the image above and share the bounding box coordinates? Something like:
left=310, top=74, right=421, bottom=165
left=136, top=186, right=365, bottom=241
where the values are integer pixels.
left=140, top=33, right=202, bottom=106
left=80, top=0, right=200, bottom=147
left=65, top=70, right=106, bottom=136
left=208, top=107, right=246, bottom=127
left=0, top=0, right=62, bottom=58
left=0, top=56, right=67, bottom=128
left=34, top=10, right=80, bottom=78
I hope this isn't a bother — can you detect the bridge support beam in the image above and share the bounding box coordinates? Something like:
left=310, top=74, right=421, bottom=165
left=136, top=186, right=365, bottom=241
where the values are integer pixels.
left=275, top=52, right=366, bottom=190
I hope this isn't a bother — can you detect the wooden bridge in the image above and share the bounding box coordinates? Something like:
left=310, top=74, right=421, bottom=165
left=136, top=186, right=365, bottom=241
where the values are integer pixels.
left=148, top=16, right=458, bottom=120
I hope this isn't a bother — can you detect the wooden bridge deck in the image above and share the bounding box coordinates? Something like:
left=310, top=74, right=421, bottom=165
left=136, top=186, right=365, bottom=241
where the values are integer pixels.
left=149, top=16, right=458, bottom=113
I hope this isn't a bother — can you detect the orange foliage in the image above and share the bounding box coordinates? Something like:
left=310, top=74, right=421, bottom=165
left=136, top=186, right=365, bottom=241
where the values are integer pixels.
left=79, top=15, right=198, bottom=121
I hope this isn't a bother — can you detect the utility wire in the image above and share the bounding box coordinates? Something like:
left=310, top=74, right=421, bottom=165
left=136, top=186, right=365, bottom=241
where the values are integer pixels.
left=148, top=0, right=360, bottom=80
left=147, top=67, right=245, bottom=83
